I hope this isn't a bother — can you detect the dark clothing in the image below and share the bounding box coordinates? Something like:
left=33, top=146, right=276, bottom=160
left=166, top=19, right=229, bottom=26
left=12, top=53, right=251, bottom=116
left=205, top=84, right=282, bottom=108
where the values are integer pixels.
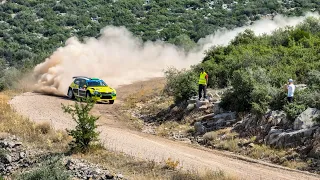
left=199, top=84, right=206, bottom=100
left=287, top=96, right=293, bottom=103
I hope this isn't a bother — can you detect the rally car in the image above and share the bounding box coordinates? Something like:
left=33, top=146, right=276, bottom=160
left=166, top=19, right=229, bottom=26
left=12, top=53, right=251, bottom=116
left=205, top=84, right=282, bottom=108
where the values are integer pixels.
left=67, top=76, right=116, bottom=104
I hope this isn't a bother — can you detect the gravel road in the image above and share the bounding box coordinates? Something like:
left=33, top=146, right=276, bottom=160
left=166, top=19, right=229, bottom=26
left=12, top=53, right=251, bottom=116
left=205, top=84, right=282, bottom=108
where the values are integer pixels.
left=8, top=80, right=320, bottom=180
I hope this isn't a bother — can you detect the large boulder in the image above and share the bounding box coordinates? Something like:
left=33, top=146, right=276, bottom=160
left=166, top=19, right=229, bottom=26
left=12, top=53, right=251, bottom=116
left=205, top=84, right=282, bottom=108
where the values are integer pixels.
left=265, top=126, right=318, bottom=148
left=293, top=108, right=320, bottom=130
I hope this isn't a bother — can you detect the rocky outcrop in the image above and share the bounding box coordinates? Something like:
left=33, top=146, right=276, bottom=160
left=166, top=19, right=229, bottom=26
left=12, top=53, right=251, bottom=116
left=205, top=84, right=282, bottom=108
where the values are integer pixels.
left=264, top=126, right=318, bottom=148
left=65, top=158, right=125, bottom=180
left=0, top=135, right=125, bottom=180
left=0, top=135, right=33, bottom=176
left=293, top=108, right=320, bottom=130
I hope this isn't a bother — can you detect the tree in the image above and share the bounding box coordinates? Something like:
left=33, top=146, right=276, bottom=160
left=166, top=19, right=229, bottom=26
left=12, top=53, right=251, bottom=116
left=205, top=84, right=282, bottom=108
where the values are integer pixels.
left=61, top=98, right=100, bottom=153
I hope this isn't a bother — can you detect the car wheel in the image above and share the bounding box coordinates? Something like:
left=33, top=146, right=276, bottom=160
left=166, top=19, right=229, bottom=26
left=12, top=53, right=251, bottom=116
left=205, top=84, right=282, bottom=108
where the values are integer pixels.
left=109, top=100, right=114, bottom=104
left=86, top=91, right=91, bottom=99
left=67, top=88, right=74, bottom=99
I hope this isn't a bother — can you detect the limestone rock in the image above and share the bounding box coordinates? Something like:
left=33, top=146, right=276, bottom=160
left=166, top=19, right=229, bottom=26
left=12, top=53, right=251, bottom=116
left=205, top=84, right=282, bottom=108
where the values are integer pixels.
left=294, top=108, right=320, bottom=130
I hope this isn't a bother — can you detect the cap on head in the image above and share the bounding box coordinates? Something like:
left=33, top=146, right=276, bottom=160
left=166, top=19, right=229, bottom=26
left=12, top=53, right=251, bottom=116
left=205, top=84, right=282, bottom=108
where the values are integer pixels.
left=288, top=79, right=293, bottom=82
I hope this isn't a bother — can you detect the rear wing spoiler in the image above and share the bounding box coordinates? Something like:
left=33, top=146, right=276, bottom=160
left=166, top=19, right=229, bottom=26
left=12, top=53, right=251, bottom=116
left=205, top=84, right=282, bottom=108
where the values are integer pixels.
left=72, top=76, right=90, bottom=79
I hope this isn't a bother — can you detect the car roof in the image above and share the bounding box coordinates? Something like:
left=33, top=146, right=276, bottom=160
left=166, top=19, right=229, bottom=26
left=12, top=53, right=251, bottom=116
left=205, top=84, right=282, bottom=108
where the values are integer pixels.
left=73, top=76, right=102, bottom=81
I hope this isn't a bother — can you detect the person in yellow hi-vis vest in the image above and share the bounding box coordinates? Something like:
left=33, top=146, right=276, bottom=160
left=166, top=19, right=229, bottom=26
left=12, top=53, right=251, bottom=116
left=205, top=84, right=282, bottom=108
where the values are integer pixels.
left=198, top=67, right=208, bottom=100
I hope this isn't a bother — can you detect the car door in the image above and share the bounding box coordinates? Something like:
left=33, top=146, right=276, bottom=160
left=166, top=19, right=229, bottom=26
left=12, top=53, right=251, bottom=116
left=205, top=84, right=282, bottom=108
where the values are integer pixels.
left=72, top=78, right=80, bottom=96
left=78, top=79, right=87, bottom=97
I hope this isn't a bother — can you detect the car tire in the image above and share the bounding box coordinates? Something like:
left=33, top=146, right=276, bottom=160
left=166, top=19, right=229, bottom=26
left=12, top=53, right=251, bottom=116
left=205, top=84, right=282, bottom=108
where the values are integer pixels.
left=67, top=88, right=74, bottom=99
left=109, top=100, right=114, bottom=104
left=86, top=91, right=91, bottom=99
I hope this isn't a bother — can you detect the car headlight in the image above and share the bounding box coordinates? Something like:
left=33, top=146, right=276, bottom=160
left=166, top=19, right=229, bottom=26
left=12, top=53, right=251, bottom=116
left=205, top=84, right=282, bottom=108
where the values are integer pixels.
left=112, top=91, right=116, bottom=95
left=94, top=91, right=100, bottom=95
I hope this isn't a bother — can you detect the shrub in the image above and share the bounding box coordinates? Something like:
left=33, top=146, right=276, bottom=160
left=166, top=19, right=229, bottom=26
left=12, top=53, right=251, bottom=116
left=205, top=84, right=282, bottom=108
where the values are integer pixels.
left=61, top=98, right=100, bottom=153
left=35, top=122, right=52, bottom=134
left=164, top=157, right=179, bottom=170
left=164, top=67, right=198, bottom=103
left=220, top=67, right=274, bottom=116
left=0, top=67, right=22, bottom=91
left=306, top=70, right=320, bottom=90
left=16, top=156, right=71, bottom=180
left=283, top=103, right=306, bottom=121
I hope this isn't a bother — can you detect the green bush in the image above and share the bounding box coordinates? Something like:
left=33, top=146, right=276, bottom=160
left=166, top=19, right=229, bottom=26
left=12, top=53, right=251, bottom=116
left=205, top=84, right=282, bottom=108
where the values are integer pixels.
left=220, top=68, right=275, bottom=116
left=306, top=70, right=320, bottom=90
left=294, top=89, right=320, bottom=110
left=0, top=67, right=22, bottom=91
left=283, top=103, right=306, bottom=122
left=61, top=98, right=100, bottom=153
left=16, top=156, right=71, bottom=180
left=164, top=67, right=198, bottom=103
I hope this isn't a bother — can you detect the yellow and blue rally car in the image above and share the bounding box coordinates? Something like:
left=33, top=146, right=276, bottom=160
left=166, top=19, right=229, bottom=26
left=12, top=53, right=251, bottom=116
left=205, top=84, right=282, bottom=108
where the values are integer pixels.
left=67, top=76, right=116, bottom=104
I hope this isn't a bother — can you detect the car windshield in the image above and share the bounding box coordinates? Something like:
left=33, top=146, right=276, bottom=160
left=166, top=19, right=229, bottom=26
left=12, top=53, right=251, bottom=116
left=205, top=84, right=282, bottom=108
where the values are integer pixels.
left=87, top=80, right=107, bottom=87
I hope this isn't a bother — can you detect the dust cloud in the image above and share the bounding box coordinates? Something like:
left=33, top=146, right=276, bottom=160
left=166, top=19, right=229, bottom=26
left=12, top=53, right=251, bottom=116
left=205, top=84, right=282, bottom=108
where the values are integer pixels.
left=32, top=12, right=319, bottom=96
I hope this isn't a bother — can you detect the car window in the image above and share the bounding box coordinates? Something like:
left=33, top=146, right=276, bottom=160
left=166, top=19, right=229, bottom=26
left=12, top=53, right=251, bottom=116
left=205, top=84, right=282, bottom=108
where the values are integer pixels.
left=79, top=79, right=86, bottom=87
left=87, top=80, right=107, bottom=86
left=74, top=79, right=80, bottom=85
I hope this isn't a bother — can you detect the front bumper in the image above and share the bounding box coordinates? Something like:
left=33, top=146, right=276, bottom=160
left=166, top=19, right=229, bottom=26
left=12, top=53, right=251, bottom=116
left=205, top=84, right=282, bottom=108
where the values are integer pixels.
left=91, top=92, right=116, bottom=102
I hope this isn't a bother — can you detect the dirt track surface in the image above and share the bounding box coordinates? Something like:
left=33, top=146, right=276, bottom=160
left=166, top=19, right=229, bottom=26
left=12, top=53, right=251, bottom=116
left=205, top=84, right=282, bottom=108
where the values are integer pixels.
left=9, top=79, right=320, bottom=180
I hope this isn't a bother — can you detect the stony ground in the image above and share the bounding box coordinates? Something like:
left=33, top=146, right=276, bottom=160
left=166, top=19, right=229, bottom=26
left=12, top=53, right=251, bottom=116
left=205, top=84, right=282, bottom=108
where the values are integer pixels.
left=8, top=79, right=320, bottom=180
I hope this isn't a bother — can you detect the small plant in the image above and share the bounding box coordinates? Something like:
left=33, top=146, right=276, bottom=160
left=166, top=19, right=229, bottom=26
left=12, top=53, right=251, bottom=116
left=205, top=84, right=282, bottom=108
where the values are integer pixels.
left=61, top=98, right=100, bottom=153
left=35, top=122, right=52, bottom=134
left=164, top=157, right=180, bottom=170
left=16, top=155, right=71, bottom=180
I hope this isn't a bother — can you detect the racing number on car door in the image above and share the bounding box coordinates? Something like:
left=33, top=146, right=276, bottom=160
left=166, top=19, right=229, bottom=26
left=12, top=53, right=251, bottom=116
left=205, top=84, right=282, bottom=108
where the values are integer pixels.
left=78, top=79, right=87, bottom=97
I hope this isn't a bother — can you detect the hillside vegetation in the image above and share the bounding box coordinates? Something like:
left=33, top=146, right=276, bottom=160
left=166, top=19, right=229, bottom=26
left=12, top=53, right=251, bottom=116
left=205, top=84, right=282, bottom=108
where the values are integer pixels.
left=167, top=17, right=320, bottom=118
left=0, top=0, right=320, bottom=90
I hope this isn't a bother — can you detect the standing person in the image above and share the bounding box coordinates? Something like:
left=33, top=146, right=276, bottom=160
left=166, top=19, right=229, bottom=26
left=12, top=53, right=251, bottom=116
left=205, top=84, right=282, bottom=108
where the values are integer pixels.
left=286, top=79, right=295, bottom=103
left=198, top=68, right=208, bottom=100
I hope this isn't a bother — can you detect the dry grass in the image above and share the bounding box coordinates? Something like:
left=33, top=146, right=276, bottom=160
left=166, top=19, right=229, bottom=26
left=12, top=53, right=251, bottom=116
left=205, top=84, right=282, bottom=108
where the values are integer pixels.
left=156, top=121, right=192, bottom=137
left=75, top=148, right=236, bottom=180
left=203, top=128, right=310, bottom=170
left=0, top=92, right=71, bottom=151
left=122, top=80, right=167, bottom=110
left=283, top=160, right=308, bottom=170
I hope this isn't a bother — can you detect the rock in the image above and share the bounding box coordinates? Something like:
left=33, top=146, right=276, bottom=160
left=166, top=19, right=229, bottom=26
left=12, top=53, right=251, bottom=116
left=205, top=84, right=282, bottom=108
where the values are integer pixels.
left=212, top=102, right=222, bottom=114
left=116, top=173, right=124, bottom=179
left=195, top=113, right=215, bottom=122
left=198, top=105, right=208, bottom=110
left=196, top=100, right=209, bottom=108
left=187, top=99, right=197, bottom=104
left=194, top=122, right=206, bottom=135
left=265, top=127, right=318, bottom=148
left=293, top=108, right=320, bottom=130
left=268, top=110, right=288, bottom=126
left=213, top=112, right=236, bottom=121
left=186, top=103, right=195, bottom=111
left=3, top=154, right=12, bottom=164
left=19, top=152, right=26, bottom=159
left=105, top=173, right=114, bottom=179
left=248, top=143, right=255, bottom=148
